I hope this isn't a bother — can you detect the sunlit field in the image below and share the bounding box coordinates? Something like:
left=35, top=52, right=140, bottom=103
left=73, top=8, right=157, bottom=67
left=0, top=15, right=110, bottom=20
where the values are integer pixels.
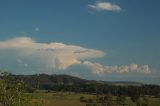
left=31, top=91, right=89, bottom=106
left=29, top=91, right=160, bottom=106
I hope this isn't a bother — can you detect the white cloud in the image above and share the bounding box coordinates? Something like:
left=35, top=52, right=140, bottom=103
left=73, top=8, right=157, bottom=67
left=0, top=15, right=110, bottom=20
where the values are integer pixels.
left=0, top=37, right=105, bottom=70
left=83, top=61, right=105, bottom=74
left=88, top=1, right=121, bottom=11
left=0, top=37, right=151, bottom=75
left=83, top=61, right=151, bottom=74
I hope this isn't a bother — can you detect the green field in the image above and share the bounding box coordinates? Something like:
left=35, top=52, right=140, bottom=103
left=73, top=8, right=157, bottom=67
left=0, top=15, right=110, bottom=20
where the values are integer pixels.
left=30, top=91, right=91, bottom=106
left=29, top=91, right=160, bottom=106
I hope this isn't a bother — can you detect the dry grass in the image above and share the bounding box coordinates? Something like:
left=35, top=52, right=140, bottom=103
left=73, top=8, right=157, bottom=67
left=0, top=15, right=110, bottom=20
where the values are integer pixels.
left=29, top=91, right=160, bottom=106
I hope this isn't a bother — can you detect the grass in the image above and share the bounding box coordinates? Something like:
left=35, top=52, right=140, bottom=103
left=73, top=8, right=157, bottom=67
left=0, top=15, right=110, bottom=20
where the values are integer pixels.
left=28, top=91, right=160, bottom=106
left=30, top=91, right=94, bottom=106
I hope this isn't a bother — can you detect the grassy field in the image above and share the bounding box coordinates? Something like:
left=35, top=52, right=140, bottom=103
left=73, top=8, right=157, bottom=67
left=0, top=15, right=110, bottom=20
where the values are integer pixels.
left=29, top=91, right=160, bottom=106
left=30, top=91, right=92, bottom=106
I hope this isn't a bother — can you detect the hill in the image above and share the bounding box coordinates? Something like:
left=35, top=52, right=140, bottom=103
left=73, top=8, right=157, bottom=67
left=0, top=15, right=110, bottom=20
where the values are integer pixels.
left=1, top=73, right=160, bottom=97
left=1, top=73, right=143, bottom=88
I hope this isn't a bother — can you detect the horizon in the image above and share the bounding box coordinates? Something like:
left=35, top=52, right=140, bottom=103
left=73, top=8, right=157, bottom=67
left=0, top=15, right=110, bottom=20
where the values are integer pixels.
left=0, top=0, right=160, bottom=85
left=0, top=72, right=156, bottom=85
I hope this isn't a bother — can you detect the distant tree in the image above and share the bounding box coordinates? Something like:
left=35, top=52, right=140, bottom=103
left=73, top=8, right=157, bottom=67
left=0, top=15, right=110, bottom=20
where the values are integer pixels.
left=143, top=96, right=149, bottom=106
left=117, top=95, right=127, bottom=105
left=137, top=97, right=148, bottom=106
left=80, top=96, right=87, bottom=102
left=131, top=94, right=139, bottom=103
left=104, top=94, right=116, bottom=106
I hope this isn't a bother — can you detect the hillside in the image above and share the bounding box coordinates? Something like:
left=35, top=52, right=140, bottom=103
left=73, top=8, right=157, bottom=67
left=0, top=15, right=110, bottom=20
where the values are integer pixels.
left=1, top=73, right=160, bottom=97
left=0, top=73, right=143, bottom=88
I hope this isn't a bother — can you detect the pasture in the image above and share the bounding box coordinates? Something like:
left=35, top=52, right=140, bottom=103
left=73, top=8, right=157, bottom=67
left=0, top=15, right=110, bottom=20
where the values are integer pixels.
left=29, top=91, right=160, bottom=106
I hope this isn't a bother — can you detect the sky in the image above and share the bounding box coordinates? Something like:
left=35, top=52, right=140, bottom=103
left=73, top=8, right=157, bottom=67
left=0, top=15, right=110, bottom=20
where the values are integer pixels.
left=0, top=0, right=160, bottom=84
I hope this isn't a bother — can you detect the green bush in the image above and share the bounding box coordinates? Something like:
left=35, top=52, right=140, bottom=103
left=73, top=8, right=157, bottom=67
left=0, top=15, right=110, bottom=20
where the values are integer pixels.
left=0, top=80, right=31, bottom=106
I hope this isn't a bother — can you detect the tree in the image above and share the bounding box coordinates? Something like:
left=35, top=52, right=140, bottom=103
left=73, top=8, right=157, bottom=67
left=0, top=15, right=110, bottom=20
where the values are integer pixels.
left=0, top=72, right=42, bottom=106
left=0, top=80, right=31, bottom=106
left=117, top=95, right=127, bottom=105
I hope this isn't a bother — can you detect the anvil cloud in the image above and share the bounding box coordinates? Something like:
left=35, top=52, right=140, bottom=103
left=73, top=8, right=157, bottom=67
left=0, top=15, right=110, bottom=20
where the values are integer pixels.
left=0, top=37, right=151, bottom=74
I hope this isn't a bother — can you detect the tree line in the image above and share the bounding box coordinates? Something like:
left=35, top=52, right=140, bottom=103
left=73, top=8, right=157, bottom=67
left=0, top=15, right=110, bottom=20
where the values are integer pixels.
left=0, top=72, right=160, bottom=106
left=0, top=73, right=159, bottom=98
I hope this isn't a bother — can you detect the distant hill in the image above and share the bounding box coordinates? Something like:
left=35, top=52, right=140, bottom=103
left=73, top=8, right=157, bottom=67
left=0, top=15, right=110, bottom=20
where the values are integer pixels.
left=1, top=73, right=160, bottom=98
left=0, top=74, right=143, bottom=88
left=106, top=81, right=143, bottom=86
left=14, top=74, right=88, bottom=87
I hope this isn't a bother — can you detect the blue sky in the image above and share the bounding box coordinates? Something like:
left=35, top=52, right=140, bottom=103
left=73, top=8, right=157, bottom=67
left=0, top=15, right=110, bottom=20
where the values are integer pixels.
left=0, top=0, right=160, bottom=84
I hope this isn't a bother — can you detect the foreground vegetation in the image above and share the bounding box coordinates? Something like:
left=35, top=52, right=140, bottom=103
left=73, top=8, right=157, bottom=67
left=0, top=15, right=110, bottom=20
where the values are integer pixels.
left=0, top=72, right=160, bottom=106
left=0, top=72, right=40, bottom=106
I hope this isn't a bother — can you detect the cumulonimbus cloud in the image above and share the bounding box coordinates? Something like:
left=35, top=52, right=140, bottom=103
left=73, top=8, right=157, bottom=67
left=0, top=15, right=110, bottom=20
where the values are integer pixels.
left=0, top=37, right=105, bottom=70
left=88, top=1, right=121, bottom=11
left=0, top=37, right=151, bottom=74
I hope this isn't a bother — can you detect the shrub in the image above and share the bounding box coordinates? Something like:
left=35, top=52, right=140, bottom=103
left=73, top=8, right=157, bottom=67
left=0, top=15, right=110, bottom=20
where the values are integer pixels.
left=0, top=79, right=32, bottom=106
